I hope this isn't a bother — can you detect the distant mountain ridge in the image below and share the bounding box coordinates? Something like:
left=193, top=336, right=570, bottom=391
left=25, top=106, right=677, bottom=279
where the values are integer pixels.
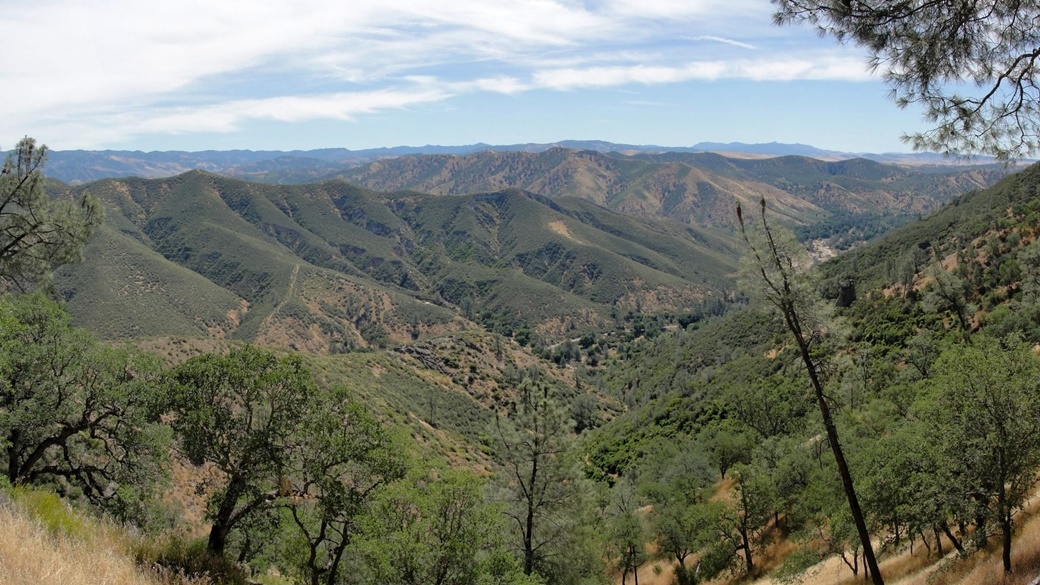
left=39, top=140, right=1000, bottom=185
left=335, top=149, right=1006, bottom=234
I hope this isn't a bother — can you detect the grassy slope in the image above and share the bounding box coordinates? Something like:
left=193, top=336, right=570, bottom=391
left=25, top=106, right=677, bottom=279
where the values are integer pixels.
left=617, top=489, right=1040, bottom=585
left=0, top=489, right=169, bottom=585
left=55, top=224, right=246, bottom=339
left=136, top=329, right=594, bottom=475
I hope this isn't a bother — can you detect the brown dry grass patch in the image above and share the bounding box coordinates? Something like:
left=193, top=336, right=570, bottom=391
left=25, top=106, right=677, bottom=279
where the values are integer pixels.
left=0, top=503, right=162, bottom=585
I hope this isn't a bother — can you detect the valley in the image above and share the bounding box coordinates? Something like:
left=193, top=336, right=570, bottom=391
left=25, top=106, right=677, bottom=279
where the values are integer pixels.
left=6, top=140, right=1040, bottom=585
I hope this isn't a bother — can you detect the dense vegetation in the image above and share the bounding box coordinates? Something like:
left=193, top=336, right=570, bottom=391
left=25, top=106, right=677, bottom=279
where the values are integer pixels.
left=0, top=292, right=584, bottom=584
left=573, top=164, right=1040, bottom=584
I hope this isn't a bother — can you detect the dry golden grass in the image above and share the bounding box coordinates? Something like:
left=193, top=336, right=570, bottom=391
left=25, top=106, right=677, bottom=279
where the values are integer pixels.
left=0, top=503, right=162, bottom=585
left=0, top=488, right=214, bottom=585
left=740, top=492, right=1040, bottom=585
left=624, top=484, right=1040, bottom=585
left=755, top=529, right=799, bottom=576
left=167, top=455, right=222, bottom=539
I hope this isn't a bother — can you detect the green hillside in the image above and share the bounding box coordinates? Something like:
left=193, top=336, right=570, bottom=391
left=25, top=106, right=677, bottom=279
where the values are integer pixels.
left=51, top=171, right=738, bottom=344
left=821, top=160, right=1040, bottom=295
left=584, top=163, right=1040, bottom=478
left=54, top=224, right=246, bottom=339
left=552, top=159, right=1040, bottom=585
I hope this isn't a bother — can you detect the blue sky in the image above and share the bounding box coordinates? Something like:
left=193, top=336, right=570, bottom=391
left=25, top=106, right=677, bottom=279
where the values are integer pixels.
left=0, top=0, right=930, bottom=153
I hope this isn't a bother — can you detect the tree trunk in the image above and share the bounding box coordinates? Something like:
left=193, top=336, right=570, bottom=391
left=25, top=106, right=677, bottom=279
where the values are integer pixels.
left=676, top=564, right=692, bottom=585
left=788, top=309, right=883, bottom=585
left=998, top=455, right=1013, bottom=575
left=742, top=531, right=754, bottom=575
left=940, top=522, right=965, bottom=554
left=207, top=478, right=245, bottom=556
left=954, top=305, right=970, bottom=333
left=7, top=430, right=19, bottom=481
left=841, top=549, right=859, bottom=576
left=737, top=202, right=882, bottom=583
left=524, top=458, right=538, bottom=575
left=326, top=534, right=349, bottom=585
left=974, top=510, right=989, bottom=550
left=207, top=520, right=231, bottom=557
left=1002, top=516, right=1013, bottom=574
left=308, top=544, right=321, bottom=585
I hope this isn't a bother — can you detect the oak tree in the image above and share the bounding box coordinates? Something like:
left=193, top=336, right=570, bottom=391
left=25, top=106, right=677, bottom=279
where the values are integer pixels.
left=926, top=335, right=1040, bottom=574
left=0, top=292, right=168, bottom=521
left=168, top=346, right=317, bottom=556
left=358, top=465, right=534, bottom=585
left=285, top=386, right=405, bottom=585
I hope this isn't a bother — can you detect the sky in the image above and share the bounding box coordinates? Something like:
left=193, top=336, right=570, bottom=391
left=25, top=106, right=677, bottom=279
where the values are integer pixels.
left=0, top=0, right=932, bottom=153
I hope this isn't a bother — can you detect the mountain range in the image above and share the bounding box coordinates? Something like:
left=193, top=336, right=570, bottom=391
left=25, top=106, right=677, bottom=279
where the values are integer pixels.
left=41, top=140, right=1000, bottom=185
left=334, top=148, right=1003, bottom=230
left=44, top=144, right=1009, bottom=243
left=44, top=145, right=1013, bottom=346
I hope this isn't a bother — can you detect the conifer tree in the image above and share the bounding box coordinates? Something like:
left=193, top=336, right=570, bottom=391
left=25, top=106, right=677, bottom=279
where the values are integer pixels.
left=772, top=0, right=1040, bottom=160
left=493, top=380, right=590, bottom=581
left=737, top=199, right=884, bottom=585
left=0, top=137, right=100, bottom=289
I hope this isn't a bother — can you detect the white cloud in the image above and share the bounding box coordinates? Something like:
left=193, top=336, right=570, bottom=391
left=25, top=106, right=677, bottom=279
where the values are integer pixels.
left=0, top=0, right=871, bottom=147
left=450, top=77, right=531, bottom=95
left=603, top=0, right=768, bottom=20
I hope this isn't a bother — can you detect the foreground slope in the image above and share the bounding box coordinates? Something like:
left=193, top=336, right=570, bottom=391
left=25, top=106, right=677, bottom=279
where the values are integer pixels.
left=586, top=160, right=1040, bottom=585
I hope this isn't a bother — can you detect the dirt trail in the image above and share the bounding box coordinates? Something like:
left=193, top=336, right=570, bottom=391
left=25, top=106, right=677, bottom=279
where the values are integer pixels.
left=259, top=264, right=300, bottom=331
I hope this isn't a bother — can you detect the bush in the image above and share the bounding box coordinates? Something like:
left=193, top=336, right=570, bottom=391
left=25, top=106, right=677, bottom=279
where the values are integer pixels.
left=11, top=487, right=90, bottom=539
left=135, top=534, right=250, bottom=585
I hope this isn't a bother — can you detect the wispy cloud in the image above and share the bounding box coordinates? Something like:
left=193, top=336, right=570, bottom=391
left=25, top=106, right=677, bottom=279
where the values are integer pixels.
left=0, top=0, right=872, bottom=148
left=532, top=54, right=870, bottom=89
left=692, top=36, right=758, bottom=50
left=624, top=100, right=673, bottom=107
left=41, top=86, right=457, bottom=147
